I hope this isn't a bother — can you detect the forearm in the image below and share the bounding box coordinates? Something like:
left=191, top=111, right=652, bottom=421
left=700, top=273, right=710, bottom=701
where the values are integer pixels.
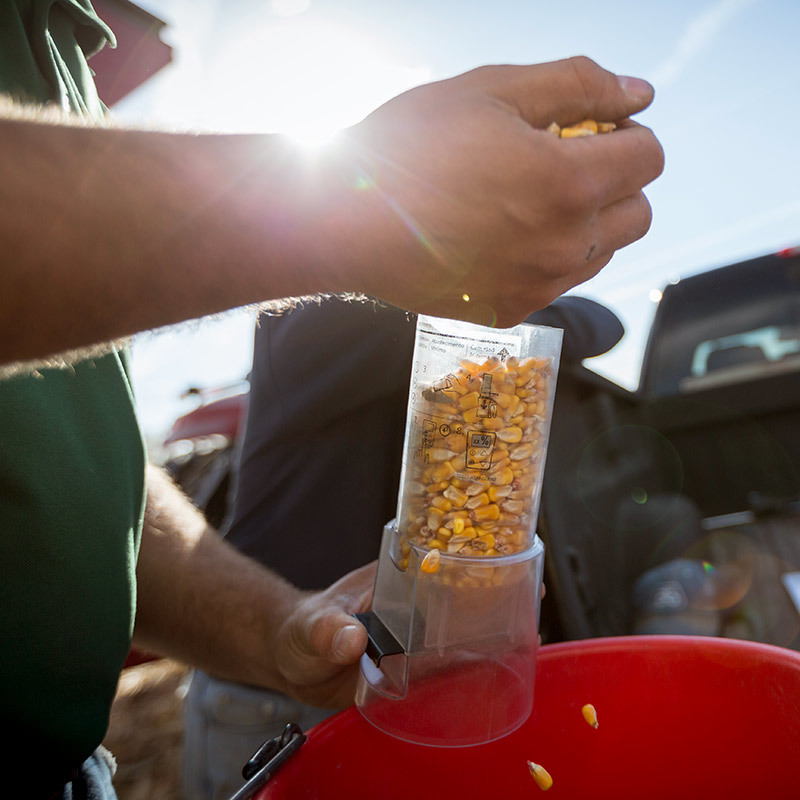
left=133, top=465, right=305, bottom=691
left=0, top=107, right=361, bottom=365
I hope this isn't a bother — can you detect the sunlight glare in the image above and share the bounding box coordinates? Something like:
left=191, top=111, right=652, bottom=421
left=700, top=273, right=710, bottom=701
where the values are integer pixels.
left=210, top=21, right=429, bottom=148
left=270, top=0, right=310, bottom=17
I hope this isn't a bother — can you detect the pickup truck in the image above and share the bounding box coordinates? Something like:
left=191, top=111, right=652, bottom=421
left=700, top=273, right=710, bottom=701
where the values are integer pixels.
left=162, top=247, right=800, bottom=651
left=540, top=246, right=800, bottom=649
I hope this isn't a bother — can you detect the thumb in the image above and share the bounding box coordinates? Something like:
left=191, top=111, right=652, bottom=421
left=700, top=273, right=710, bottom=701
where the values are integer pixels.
left=308, top=609, right=368, bottom=666
left=277, top=606, right=368, bottom=688
left=488, top=56, right=654, bottom=128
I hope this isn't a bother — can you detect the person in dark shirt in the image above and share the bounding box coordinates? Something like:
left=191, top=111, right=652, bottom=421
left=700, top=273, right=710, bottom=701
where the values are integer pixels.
left=182, top=293, right=624, bottom=800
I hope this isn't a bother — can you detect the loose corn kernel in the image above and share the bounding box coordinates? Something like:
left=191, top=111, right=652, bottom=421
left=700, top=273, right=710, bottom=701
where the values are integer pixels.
left=581, top=703, right=599, bottom=729
left=527, top=761, right=553, bottom=791
left=452, top=517, right=466, bottom=535
left=420, top=548, right=440, bottom=573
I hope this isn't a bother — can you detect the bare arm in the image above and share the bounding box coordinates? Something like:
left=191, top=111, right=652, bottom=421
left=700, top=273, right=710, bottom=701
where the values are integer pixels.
left=133, top=466, right=373, bottom=709
left=1, top=56, right=663, bottom=365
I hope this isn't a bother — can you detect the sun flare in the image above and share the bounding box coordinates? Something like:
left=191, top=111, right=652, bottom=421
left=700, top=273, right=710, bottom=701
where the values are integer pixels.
left=210, top=20, right=429, bottom=148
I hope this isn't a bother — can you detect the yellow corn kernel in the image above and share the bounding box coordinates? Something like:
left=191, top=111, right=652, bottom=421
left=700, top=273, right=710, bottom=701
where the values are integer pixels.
left=428, top=461, right=455, bottom=483
left=474, top=533, right=496, bottom=550
left=597, top=121, right=617, bottom=133
left=452, top=516, right=466, bottom=535
left=436, top=527, right=453, bottom=542
left=445, top=433, right=467, bottom=453
left=428, top=447, right=456, bottom=462
left=488, top=485, right=512, bottom=502
left=560, top=126, right=595, bottom=138
left=510, top=442, right=534, bottom=462
left=428, top=538, right=446, bottom=550
left=470, top=503, right=500, bottom=522
left=396, top=557, right=409, bottom=571
left=497, top=426, right=523, bottom=443
left=581, top=703, right=599, bottom=729
left=450, top=526, right=478, bottom=543
left=501, top=499, right=525, bottom=515
left=443, top=485, right=468, bottom=507
left=465, top=492, right=489, bottom=509
left=527, top=761, right=553, bottom=791
left=459, top=391, right=480, bottom=411
left=496, top=466, right=515, bottom=486
left=449, top=454, right=466, bottom=473
left=568, top=118, right=598, bottom=135
left=420, top=548, right=440, bottom=573
left=427, top=507, right=445, bottom=530
left=430, top=495, right=452, bottom=512
left=461, top=407, right=481, bottom=425
left=426, top=481, right=450, bottom=494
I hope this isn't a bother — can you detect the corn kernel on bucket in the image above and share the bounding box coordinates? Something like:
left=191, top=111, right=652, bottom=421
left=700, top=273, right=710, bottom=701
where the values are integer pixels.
left=396, top=315, right=562, bottom=561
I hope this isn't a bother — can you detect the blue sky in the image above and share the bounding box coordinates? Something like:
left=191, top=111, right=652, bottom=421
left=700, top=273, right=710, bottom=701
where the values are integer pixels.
left=116, top=0, right=800, bottom=441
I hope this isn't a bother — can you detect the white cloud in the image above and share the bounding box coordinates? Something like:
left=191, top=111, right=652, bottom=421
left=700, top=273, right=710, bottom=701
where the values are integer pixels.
left=650, top=0, right=759, bottom=88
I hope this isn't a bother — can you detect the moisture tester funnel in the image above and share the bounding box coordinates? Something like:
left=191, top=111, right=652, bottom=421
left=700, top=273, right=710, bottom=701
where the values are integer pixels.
left=355, top=315, right=562, bottom=747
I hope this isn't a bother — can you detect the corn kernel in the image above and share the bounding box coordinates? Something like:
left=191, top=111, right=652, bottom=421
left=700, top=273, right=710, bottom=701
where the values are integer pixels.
left=497, top=426, right=523, bottom=443
left=510, top=443, right=534, bottom=462
left=527, top=761, right=553, bottom=791
left=470, top=503, right=500, bottom=522
left=465, top=492, right=489, bottom=509
left=443, top=485, right=468, bottom=507
left=473, top=533, right=496, bottom=550
left=420, top=548, right=440, bottom=573
left=430, top=496, right=452, bottom=512
left=428, top=447, right=456, bottom=462
left=459, top=391, right=480, bottom=411
left=488, top=485, right=512, bottom=502
left=496, top=467, right=515, bottom=485
left=581, top=703, right=599, bottom=729
left=452, top=516, right=466, bottom=535
left=428, top=461, right=455, bottom=483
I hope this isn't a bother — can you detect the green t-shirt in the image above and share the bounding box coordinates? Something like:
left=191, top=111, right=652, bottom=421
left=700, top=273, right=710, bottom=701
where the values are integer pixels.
left=0, top=2, right=146, bottom=791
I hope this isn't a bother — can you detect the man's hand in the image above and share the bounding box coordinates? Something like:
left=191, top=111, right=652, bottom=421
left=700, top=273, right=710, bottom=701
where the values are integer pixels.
left=326, top=56, right=664, bottom=328
left=272, top=563, right=375, bottom=709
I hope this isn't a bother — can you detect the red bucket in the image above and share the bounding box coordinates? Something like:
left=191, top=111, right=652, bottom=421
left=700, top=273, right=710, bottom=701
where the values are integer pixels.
left=258, top=636, right=800, bottom=799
